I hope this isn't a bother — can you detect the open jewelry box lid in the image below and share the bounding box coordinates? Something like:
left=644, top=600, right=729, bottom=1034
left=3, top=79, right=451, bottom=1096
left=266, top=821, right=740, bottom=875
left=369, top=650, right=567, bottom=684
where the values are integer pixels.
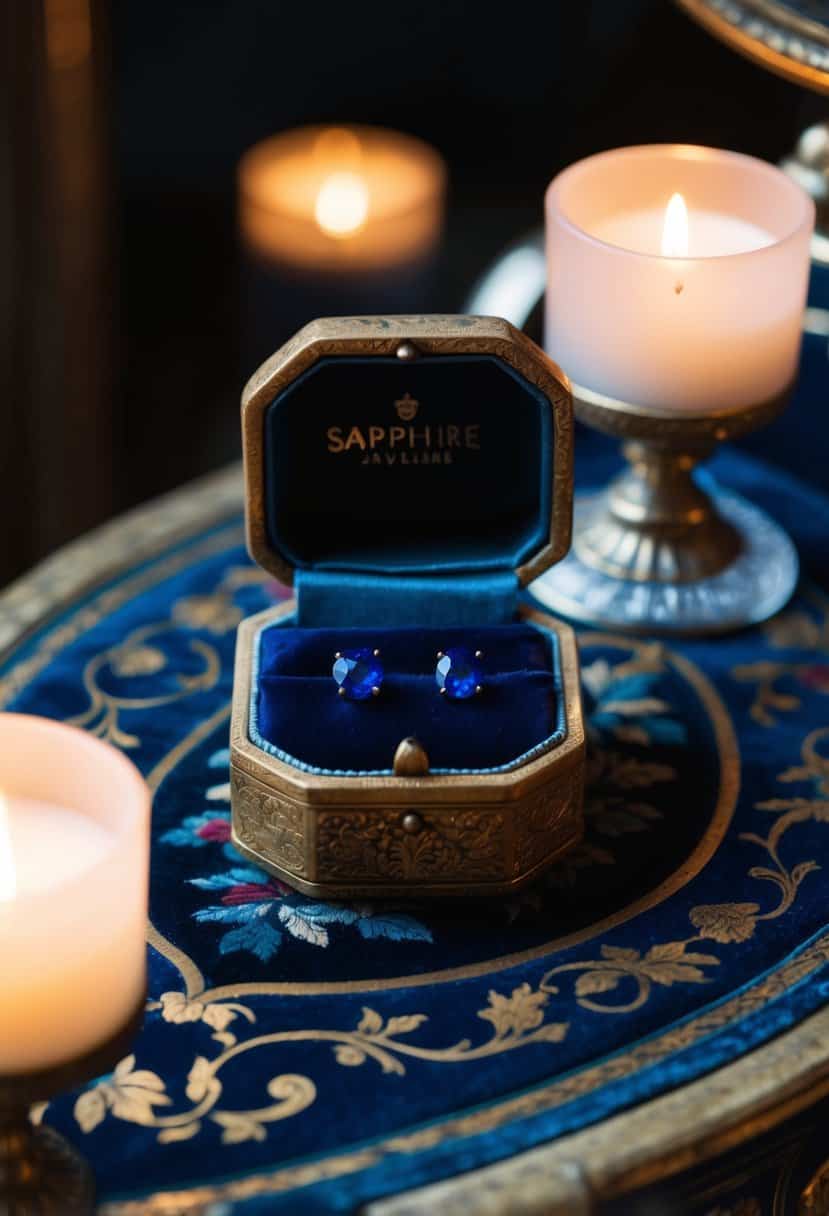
left=242, top=316, right=573, bottom=620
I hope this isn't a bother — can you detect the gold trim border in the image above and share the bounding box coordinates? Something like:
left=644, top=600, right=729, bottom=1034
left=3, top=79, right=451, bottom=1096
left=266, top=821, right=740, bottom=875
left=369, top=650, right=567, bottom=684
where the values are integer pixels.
left=100, top=935, right=829, bottom=1215
left=676, top=0, right=829, bottom=95
left=241, top=315, right=574, bottom=588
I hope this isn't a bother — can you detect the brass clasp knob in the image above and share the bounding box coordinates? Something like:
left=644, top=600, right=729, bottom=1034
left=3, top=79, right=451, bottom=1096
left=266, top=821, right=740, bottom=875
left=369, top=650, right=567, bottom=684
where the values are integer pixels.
left=393, top=737, right=430, bottom=776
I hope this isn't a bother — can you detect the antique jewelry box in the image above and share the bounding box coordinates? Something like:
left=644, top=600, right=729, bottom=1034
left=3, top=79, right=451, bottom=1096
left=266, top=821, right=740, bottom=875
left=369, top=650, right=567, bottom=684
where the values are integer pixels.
left=230, top=315, right=585, bottom=898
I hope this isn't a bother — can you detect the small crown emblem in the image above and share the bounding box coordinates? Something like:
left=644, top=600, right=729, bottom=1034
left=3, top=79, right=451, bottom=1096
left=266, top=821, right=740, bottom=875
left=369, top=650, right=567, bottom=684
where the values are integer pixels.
left=394, top=392, right=419, bottom=422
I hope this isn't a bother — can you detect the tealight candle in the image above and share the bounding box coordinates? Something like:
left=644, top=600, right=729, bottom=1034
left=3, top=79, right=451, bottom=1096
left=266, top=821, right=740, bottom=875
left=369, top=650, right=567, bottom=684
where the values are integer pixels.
left=545, top=145, right=814, bottom=411
left=239, top=124, right=446, bottom=274
left=0, top=714, right=150, bottom=1073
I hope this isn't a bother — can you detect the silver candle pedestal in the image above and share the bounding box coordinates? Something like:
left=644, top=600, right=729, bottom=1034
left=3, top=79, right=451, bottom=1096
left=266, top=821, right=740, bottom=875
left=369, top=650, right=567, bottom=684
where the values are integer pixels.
left=531, top=381, right=799, bottom=635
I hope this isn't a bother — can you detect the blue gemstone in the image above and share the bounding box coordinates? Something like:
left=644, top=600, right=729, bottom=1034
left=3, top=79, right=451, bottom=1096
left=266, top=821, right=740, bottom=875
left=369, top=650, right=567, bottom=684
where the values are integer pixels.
left=333, top=648, right=383, bottom=701
left=435, top=647, right=482, bottom=700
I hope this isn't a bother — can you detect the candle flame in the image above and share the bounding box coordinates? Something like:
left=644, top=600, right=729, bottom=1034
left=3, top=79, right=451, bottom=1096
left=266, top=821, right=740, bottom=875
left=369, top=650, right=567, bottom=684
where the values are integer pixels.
left=661, top=192, right=689, bottom=258
left=0, top=794, right=16, bottom=902
left=314, top=171, right=369, bottom=238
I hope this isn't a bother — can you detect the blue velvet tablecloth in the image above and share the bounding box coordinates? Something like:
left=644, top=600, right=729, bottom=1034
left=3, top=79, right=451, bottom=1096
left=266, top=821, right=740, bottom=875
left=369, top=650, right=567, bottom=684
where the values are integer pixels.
left=2, top=331, right=829, bottom=1215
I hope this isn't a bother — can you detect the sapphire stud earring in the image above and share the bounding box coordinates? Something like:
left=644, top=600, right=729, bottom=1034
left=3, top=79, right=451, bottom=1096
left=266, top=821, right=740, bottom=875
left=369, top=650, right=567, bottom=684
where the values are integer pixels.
left=435, top=647, right=483, bottom=700
left=333, top=648, right=383, bottom=700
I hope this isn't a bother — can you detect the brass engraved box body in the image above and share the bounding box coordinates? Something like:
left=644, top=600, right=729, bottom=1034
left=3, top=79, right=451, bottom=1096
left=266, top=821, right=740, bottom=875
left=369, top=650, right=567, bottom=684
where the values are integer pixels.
left=230, top=316, right=585, bottom=899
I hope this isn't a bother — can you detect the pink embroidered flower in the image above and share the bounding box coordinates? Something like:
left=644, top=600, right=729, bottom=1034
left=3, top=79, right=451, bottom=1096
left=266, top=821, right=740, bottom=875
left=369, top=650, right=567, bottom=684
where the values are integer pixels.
left=195, top=817, right=232, bottom=844
left=799, top=664, right=829, bottom=692
left=222, top=881, right=288, bottom=906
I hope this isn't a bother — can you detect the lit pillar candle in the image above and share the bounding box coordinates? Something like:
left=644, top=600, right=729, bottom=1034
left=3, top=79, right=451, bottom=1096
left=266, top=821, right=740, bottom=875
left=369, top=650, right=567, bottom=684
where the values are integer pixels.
left=238, top=125, right=446, bottom=357
left=0, top=714, right=150, bottom=1073
left=239, top=125, right=445, bottom=273
left=545, top=145, right=814, bottom=411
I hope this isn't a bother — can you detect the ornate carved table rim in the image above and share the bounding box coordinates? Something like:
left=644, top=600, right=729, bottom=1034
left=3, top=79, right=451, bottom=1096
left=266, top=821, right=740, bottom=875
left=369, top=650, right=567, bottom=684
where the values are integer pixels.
left=366, top=1003, right=829, bottom=1215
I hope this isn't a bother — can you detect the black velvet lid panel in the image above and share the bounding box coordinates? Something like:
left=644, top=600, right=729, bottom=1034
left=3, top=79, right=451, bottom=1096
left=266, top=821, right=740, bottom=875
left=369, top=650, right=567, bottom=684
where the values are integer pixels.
left=263, top=355, right=552, bottom=574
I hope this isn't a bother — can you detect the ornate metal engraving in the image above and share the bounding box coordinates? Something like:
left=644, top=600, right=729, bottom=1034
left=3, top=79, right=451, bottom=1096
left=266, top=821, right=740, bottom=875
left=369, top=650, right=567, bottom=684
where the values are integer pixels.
left=232, top=771, right=306, bottom=877
left=512, top=773, right=584, bottom=876
left=316, top=808, right=506, bottom=883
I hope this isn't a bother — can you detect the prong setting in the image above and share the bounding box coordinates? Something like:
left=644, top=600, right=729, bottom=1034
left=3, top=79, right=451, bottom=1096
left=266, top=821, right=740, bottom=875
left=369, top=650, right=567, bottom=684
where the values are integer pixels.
left=435, top=646, right=484, bottom=700
left=332, top=648, right=384, bottom=701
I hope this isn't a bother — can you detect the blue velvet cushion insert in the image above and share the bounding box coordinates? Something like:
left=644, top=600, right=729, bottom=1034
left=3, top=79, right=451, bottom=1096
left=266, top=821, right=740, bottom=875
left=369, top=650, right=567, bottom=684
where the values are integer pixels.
left=252, top=624, right=563, bottom=774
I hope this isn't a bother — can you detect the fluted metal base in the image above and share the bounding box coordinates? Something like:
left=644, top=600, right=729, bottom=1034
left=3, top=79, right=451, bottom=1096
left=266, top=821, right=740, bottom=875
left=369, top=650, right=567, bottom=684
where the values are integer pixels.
left=0, top=1113, right=94, bottom=1215
left=531, top=490, right=798, bottom=635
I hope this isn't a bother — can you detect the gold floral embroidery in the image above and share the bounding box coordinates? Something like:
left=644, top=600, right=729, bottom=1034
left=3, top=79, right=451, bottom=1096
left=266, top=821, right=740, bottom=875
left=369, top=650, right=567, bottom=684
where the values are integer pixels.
left=732, top=593, right=829, bottom=727
left=148, top=992, right=255, bottom=1048
left=76, top=985, right=570, bottom=1146
left=688, top=902, right=760, bottom=944
left=75, top=1055, right=171, bottom=1132
left=541, top=940, right=720, bottom=1014
left=67, top=622, right=221, bottom=748
left=172, top=595, right=242, bottom=636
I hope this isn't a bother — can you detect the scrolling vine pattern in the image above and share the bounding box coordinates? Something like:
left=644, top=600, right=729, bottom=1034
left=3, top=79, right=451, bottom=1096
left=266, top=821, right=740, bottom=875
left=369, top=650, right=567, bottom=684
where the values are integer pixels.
left=62, top=565, right=281, bottom=747
left=70, top=648, right=826, bottom=1146
left=732, top=592, right=829, bottom=727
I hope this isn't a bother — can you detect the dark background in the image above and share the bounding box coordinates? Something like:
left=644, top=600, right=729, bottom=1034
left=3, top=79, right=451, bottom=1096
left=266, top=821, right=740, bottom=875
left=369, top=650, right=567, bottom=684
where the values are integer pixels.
left=2, top=0, right=823, bottom=584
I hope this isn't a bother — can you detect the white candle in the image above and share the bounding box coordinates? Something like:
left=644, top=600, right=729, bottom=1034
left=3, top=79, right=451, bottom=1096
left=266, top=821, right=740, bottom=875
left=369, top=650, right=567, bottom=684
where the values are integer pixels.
left=545, top=145, right=814, bottom=411
left=0, top=714, right=150, bottom=1073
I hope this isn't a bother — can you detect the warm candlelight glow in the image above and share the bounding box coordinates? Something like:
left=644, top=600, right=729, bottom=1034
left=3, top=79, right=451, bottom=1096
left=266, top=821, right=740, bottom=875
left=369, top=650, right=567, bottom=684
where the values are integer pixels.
left=546, top=146, right=813, bottom=409
left=314, top=171, right=369, bottom=238
left=661, top=192, right=689, bottom=258
left=0, top=794, right=16, bottom=902
left=238, top=125, right=446, bottom=272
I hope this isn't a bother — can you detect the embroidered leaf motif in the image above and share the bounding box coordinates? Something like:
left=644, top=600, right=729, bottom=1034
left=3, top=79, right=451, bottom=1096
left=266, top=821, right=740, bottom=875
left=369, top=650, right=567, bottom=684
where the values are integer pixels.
left=638, top=941, right=719, bottom=985
left=531, top=1022, right=569, bottom=1043
left=764, top=609, right=822, bottom=650
left=173, top=594, right=241, bottom=635
left=185, top=1057, right=214, bottom=1104
left=609, top=724, right=650, bottom=746
left=384, top=1014, right=428, bottom=1037
left=278, top=905, right=329, bottom=947
left=356, top=913, right=433, bottom=943
left=219, top=918, right=282, bottom=963
left=602, top=756, right=677, bottom=789
left=575, top=971, right=621, bottom=997
left=190, top=866, right=267, bottom=891
left=110, top=645, right=166, bottom=677
left=211, top=1111, right=267, bottom=1144
left=601, top=697, right=671, bottom=717
left=581, top=658, right=613, bottom=698
left=478, top=983, right=548, bottom=1036
left=74, top=1087, right=107, bottom=1134
left=201, top=1003, right=244, bottom=1034
left=159, top=992, right=203, bottom=1024
left=106, top=1056, right=172, bottom=1126
left=194, top=902, right=265, bottom=926
left=290, top=903, right=360, bottom=927
left=600, top=945, right=640, bottom=964
left=590, top=800, right=662, bottom=837
left=158, top=1122, right=201, bottom=1143
left=689, top=902, right=760, bottom=944
left=357, top=1007, right=383, bottom=1035
left=334, top=1044, right=366, bottom=1067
